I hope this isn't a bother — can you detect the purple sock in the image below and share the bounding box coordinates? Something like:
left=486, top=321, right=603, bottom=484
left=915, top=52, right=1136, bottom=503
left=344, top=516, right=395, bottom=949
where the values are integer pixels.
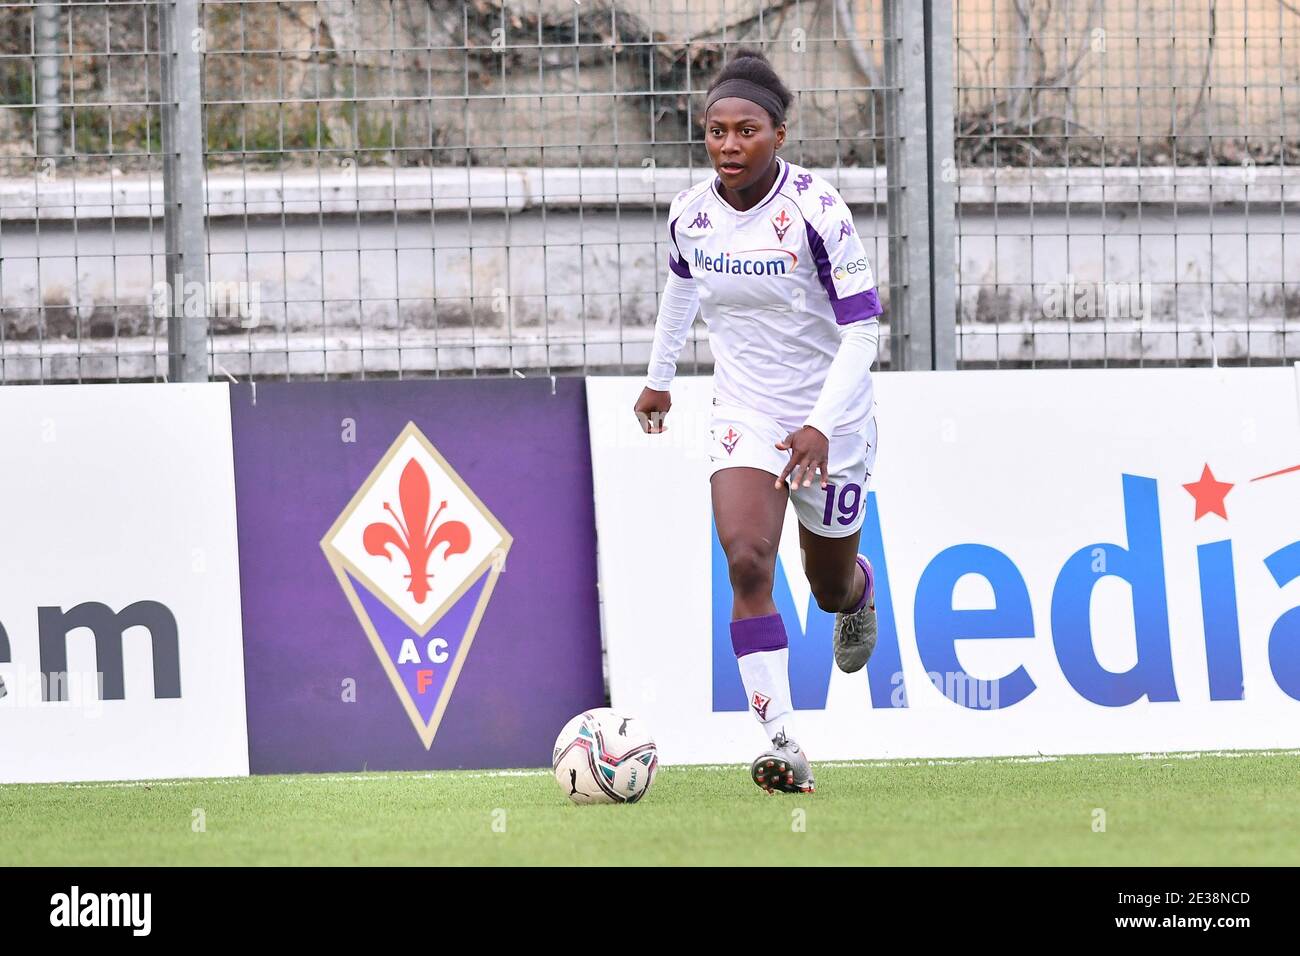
left=849, top=555, right=874, bottom=614
left=730, top=612, right=788, bottom=658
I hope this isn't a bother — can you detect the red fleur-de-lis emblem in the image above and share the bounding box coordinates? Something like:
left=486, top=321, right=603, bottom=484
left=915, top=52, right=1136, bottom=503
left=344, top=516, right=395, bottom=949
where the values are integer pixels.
left=771, top=208, right=792, bottom=241
left=362, top=458, right=472, bottom=604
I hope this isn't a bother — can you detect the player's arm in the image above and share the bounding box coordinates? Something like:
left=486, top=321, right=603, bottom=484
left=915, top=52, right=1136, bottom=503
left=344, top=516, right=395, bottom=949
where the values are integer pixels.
left=777, top=185, right=882, bottom=488
left=778, top=316, right=880, bottom=487
left=804, top=320, right=880, bottom=443
left=635, top=196, right=701, bottom=434
left=645, top=272, right=700, bottom=391
left=802, top=186, right=882, bottom=443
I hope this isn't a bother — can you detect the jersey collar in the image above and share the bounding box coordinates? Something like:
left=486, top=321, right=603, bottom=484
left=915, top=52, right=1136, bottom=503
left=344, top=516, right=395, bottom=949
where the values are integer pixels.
left=711, top=156, right=789, bottom=216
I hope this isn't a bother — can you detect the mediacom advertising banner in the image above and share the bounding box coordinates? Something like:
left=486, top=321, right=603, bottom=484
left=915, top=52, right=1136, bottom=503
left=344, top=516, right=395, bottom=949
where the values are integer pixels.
left=0, top=384, right=249, bottom=784
left=230, top=379, right=604, bottom=772
left=590, top=369, right=1300, bottom=764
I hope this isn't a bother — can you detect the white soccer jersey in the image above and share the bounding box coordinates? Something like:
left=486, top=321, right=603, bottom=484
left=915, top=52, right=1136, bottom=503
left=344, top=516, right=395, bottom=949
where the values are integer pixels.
left=665, top=155, right=882, bottom=434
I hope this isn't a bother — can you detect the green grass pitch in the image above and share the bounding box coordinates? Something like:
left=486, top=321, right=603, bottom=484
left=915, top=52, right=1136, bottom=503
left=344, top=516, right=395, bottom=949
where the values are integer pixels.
left=3, top=751, right=1297, bottom=866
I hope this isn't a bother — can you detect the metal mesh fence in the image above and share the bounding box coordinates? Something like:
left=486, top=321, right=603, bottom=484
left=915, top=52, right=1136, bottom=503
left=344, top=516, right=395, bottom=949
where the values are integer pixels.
left=0, top=0, right=1296, bottom=383
left=953, top=0, right=1300, bottom=366
left=193, top=0, right=893, bottom=381
left=0, top=0, right=170, bottom=382
left=0, top=0, right=894, bottom=382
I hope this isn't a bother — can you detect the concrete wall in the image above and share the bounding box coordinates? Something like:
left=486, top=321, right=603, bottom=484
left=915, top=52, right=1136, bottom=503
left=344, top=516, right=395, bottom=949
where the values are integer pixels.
left=1, top=164, right=1296, bottom=381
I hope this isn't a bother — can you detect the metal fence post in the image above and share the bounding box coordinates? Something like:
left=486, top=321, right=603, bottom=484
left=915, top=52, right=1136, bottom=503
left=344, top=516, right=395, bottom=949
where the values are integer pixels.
left=884, top=0, right=956, bottom=371
left=926, top=0, right=956, bottom=370
left=159, top=0, right=209, bottom=383
left=34, top=1, right=63, bottom=162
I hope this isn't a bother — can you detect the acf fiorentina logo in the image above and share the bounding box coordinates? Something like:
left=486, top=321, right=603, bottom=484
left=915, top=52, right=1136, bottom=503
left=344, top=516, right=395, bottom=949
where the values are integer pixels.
left=771, top=208, right=791, bottom=242
left=321, top=423, right=512, bottom=748
left=362, top=461, right=470, bottom=605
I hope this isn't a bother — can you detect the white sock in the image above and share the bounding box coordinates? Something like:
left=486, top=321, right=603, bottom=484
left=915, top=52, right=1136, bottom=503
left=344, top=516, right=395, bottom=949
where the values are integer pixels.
left=729, top=612, right=796, bottom=741
left=737, top=647, right=796, bottom=740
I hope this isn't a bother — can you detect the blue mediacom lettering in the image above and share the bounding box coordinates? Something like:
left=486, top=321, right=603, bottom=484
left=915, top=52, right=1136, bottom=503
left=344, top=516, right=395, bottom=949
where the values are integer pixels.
left=710, top=474, right=1300, bottom=712
left=694, top=248, right=790, bottom=276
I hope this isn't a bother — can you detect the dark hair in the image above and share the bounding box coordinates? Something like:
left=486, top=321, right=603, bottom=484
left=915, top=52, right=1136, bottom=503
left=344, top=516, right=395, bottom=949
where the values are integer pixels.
left=706, top=46, right=794, bottom=127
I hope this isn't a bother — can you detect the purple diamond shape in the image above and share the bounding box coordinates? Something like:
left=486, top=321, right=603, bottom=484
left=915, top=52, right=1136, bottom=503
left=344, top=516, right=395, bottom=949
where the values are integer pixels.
left=350, top=567, right=491, bottom=727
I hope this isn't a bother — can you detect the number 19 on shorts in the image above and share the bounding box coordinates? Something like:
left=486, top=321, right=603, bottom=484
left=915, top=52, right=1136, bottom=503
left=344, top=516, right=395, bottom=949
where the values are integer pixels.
left=821, top=482, right=862, bottom=528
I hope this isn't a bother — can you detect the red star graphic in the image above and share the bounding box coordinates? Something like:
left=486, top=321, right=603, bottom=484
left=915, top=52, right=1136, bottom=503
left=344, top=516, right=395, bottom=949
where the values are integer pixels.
left=1182, top=464, right=1234, bottom=520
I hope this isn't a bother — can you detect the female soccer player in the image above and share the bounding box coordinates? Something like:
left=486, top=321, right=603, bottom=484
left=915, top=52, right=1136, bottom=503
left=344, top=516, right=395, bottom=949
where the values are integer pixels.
left=633, top=48, right=882, bottom=795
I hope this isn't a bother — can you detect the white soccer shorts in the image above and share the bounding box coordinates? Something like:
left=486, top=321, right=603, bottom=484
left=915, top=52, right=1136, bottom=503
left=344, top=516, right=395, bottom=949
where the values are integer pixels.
left=708, top=401, right=879, bottom=539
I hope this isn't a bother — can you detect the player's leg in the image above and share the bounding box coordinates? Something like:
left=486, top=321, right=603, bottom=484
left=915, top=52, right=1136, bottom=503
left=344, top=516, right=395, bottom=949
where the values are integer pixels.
left=789, top=417, right=880, bottom=673
left=712, top=464, right=814, bottom=794
left=711, top=465, right=787, bottom=621
left=798, top=523, right=868, bottom=614
left=710, top=400, right=817, bottom=793
left=712, top=467, right=796, bottom=741
left=799, top=521, right=876, bottom=673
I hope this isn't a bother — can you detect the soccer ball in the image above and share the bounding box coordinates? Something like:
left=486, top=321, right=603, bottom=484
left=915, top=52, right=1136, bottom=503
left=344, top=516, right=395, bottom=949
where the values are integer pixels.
left=552, top=708, right=659, bottom=805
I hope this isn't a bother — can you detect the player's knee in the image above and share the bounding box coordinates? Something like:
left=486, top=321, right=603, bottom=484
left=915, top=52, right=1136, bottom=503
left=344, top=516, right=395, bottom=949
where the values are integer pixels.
left=726, top=544, right=774, bottom=597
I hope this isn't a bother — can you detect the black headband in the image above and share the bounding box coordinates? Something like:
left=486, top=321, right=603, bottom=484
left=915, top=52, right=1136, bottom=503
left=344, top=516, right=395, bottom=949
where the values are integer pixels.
left=704, top=78, right=786, bottom=126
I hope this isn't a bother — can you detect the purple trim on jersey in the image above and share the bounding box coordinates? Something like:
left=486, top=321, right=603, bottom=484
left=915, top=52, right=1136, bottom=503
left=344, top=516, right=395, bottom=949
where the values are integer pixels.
left=730, top=612, right=788, bottom=658
left=804, top=219, right=884, bottom=324
left=832, top=287, right=884, bottom=325
left=711, top=157, right=788, bottom=214
left=805, top=219, right=838, bottom=300
left=753, top=158, right=790, bottom=212
left=668, top=215, right=691, bottom=276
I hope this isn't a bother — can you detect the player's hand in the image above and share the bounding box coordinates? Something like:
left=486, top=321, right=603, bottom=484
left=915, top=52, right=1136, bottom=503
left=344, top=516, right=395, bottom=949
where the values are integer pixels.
left=634, top=387, right=671, bottom=434
left=775, top=426, right=830, bottom=489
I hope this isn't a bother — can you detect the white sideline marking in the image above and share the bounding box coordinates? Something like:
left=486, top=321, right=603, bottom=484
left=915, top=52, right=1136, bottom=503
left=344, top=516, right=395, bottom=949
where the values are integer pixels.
left=14, top=748, right=1300, bottom=790
left=16, top=768, right=554, bottom=790
left=679, top=749, right=1300, bottom=773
